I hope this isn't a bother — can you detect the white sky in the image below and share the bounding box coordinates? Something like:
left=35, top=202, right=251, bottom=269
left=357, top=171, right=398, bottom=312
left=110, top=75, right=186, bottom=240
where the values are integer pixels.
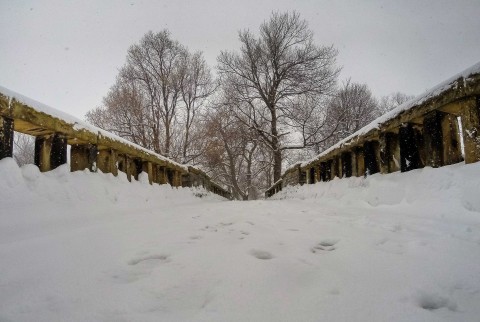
left=1, top=0, right=479, bottom=120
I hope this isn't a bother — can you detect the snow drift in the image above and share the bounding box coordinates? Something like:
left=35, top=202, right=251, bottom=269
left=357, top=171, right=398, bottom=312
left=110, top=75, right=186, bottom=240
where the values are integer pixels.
left=0, top=158, right=479, bottom=322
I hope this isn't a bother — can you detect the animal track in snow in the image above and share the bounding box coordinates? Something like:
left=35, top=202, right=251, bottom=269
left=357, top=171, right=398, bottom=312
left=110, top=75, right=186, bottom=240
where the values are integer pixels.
left=311, top=239, right=339, bottom=253
left=416, top=293, right=457, bottom=311
left=128, top=254, right=170, bottom=266
left=250, top=249, right=274, bottom=260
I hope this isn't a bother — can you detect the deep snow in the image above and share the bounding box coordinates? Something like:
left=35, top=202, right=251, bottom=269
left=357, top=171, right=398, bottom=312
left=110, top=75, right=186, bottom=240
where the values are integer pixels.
left=1, top=158, right=480, bottom=322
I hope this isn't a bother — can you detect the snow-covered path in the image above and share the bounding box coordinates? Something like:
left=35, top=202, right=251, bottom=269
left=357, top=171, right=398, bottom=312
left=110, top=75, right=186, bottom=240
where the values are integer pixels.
left=1, top=158, right=480, bottom=322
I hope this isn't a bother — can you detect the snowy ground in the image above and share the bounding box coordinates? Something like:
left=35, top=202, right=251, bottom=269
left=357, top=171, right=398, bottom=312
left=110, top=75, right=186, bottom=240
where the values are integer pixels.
left=1, top=157, right=480, bottom=322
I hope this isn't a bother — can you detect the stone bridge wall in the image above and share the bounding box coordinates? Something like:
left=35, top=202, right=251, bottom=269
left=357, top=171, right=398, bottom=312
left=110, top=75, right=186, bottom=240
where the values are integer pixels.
left=266, top=62, right=480, bottom=198
left=0, top=87, right=231, bottom=200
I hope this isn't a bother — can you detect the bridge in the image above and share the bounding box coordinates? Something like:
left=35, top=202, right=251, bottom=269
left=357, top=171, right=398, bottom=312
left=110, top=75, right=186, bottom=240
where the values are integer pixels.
left=0, top=86, right=231, bottom=199
left=266, top=62, right=480, bottom=197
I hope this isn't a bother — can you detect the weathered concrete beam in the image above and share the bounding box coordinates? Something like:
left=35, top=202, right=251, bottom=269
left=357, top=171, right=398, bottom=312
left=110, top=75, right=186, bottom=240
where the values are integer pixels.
left=0, top=116, right=14, bottom=159
left=461, top=97, right=480, bottom=164
left=71, top=144, right=97, bottom=172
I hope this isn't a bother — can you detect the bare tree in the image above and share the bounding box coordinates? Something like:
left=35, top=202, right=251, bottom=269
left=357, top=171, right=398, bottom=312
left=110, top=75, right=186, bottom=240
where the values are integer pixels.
left=378, top=92, right=414, bottom=115
left=122, top=30, right=186, bottom=157
left=86, top=30, right=215, bottom=165
left=217, top=11, right=340, bottom=182
left=13, top=133, right=34, bottom=166
left=178, top=51, right=215, bottom=164
left=202, top=93, right=271, bottom=200
left=327, top=79, right=379, bottom=142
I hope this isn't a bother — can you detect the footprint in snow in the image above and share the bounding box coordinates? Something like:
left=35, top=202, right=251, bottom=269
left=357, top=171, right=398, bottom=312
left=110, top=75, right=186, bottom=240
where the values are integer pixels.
left=416, top=292, right=457, bottom=312
left=128, top=254, right=170, bottom=266
left=311, top=239, right=339, bottom=253
left=250, top=249, right=274, bottom=260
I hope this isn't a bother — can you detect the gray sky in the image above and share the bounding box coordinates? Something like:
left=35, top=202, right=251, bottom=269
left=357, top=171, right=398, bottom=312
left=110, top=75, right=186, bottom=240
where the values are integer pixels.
left=1, top=0, right=479, bottom=120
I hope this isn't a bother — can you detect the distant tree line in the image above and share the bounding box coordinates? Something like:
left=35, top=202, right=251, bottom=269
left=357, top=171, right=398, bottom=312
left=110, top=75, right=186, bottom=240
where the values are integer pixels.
left=80, top=11, right=413, bottom=200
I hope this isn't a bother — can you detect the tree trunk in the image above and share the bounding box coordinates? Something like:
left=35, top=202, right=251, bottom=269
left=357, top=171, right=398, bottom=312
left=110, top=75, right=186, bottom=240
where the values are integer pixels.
left=271, top=107, right=282, bottom=182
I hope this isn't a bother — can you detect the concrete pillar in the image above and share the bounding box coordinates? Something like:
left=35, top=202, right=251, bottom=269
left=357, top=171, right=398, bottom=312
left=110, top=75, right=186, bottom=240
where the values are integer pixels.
left=363, top=141, right=379, bottom=176
left=34, top=133, right=66, bottom=172
left=353, top=147, right=365, bottom=177
left=51, top=134, right=67, bottom=169
left=441, top=113, right=463, bottom=165
left=97, top=149, right=118, bottom=176
left=399, top=123, right=422, bottom=172
left=142, top=161, right=153, bottom=184
left=71, top=144, right=97, bottom=172
left=341, top=152, right=352, bottom=178
left=0, top=116, right=14, bottom=160
left=461, top=97, right=480, bottom=163
left=158, top=166, right=167, bottom=184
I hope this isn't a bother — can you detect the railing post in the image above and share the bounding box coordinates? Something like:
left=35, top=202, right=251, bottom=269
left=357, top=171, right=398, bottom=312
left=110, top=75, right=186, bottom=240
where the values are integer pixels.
left=461, top=97, right=480, bottom=163
left=71, top=144, right=97, bottom=172
left=97, top=149, right=118, bottom=176
left=0, top=116, right=14, bottom=160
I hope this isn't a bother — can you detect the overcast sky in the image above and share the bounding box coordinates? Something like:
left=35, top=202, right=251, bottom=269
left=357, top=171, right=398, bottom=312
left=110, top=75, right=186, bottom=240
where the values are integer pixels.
left=1, top=0, right=479, bottom=120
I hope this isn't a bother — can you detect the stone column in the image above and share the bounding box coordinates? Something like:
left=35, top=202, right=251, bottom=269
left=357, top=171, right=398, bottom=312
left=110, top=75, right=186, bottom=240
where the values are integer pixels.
left=0, top=116, right=14, bottom=160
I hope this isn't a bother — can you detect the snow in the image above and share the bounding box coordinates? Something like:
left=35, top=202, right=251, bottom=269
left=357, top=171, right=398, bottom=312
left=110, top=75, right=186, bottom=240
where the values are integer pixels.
left=0, top=85, right=187, bottom=170
left=1, top=157, right=480, bottom=321
left=298, top=61, right=480, bottom=169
